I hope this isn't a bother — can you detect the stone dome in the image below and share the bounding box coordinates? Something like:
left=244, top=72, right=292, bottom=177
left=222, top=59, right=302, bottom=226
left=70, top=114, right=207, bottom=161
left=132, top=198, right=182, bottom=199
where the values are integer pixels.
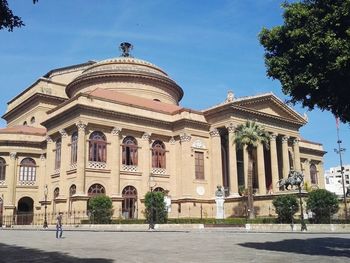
left=66, top=56, right=184, bottom=105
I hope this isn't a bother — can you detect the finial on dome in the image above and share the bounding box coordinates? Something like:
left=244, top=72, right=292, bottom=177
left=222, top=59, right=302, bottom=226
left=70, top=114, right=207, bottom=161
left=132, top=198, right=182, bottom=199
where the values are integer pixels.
left=119, top=42, right=133, bottom=57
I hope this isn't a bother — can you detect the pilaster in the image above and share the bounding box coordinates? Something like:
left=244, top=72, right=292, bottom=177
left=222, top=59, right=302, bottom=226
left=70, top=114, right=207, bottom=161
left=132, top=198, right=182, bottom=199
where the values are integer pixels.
left=209, top=129, right=223, bottom=196
left=6, top=152, right=17, bottom=206
left=110, top=127, right=121, bottom=196
left=59, top=129, right=68, bottom=198
left=226, top=123, right=239, bottom=196
left=180, top=133, right=192, bottom=196
left=293, top=138, right=301, bottom=171
left=281, top=135, right=290, bottom=179
left=76, top=121, right=87, bottom=195
left=141, top=132, right=151, bottom=195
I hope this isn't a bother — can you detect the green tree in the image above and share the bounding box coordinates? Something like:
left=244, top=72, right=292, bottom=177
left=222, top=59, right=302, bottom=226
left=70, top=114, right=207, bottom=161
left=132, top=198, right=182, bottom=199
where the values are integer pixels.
left=88, top=195, right=113, bottom=224
left=273, top=194, right=299, bottom=223
left=234, top=121, right=270, bottom=219
left=259, top=0, right=350, bottom=123
left=144, top=191, right=167, bottom=226
left=1, top=0, right=38, bottom=32
left=306, top=189, right=339, bottom=223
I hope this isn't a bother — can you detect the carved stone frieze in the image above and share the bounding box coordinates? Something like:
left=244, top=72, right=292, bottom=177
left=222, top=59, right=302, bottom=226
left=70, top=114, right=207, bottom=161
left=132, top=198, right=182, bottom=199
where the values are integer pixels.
left=192, top=139, right=206, bottom=149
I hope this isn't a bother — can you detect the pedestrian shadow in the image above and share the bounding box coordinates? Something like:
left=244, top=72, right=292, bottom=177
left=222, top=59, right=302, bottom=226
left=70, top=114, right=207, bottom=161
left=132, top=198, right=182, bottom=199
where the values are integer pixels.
left=238, top=237, right=350, bottom=258
left=0, top=243, right=113, bottom=262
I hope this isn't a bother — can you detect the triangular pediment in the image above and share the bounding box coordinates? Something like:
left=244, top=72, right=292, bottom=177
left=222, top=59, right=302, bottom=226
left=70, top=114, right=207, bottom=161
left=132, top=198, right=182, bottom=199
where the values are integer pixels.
left=232, top=93, right=307, bottom=124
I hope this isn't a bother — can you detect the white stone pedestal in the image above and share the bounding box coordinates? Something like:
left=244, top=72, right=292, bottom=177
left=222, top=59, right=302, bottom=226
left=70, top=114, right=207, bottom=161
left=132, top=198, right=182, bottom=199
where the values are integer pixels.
left=215, top=197, right=225, bottom=219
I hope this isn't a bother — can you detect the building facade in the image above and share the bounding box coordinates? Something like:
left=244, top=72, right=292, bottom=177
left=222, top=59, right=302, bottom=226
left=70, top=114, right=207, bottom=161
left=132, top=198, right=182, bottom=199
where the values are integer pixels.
left=0, top=46, right=326, bottom=225
left=325, top=165, right=350, bottom=196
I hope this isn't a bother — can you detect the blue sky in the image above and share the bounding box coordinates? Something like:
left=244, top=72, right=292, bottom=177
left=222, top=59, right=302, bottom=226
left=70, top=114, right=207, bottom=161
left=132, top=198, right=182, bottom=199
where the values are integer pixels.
left=0, top=0, right=349, bottom=170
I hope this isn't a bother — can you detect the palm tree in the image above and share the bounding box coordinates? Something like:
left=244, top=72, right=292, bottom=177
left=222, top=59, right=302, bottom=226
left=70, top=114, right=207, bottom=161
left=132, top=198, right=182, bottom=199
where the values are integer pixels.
left=234, top=121, right=270, bottom=219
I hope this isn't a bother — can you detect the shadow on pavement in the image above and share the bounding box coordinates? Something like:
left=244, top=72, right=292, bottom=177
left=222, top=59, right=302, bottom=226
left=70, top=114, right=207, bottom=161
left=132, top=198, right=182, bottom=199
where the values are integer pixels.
left=0, top=243, right=113, bottom=263
left=238, top=237, right=350, bottom=258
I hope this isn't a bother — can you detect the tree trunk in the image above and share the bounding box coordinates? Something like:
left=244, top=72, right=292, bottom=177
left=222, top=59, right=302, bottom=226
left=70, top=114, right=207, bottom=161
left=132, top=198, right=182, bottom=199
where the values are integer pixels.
left=247, top=150, right=255, bottom=219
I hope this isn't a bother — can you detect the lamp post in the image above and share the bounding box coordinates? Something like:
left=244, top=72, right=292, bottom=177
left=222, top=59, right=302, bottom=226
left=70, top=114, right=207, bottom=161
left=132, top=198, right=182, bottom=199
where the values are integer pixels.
left=334, top=134, right=348, bottom=221
left=43, top=184, right=48, bottom=228
left=298, top=185, right=307, bottom=231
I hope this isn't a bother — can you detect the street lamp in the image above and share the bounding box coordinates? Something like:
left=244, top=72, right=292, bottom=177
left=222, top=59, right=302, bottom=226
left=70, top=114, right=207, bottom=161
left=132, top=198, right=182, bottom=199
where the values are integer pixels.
left=43, top=184, right=48, bottom=228
left=334, top=142, right=348, bottom=221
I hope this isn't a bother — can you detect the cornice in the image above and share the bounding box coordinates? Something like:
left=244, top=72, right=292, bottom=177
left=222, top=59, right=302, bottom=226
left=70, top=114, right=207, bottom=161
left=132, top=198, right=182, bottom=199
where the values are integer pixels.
left=66, top=71, right=183, bottom=101
left=299, top=147, right=327, bottom=157
left=3, top=93, right=67, bottom=121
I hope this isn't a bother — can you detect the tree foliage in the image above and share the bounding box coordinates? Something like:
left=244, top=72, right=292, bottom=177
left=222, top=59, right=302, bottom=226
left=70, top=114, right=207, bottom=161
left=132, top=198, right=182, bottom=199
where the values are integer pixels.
left=259, top=0, right=350, bottom=123
left=234, top=121, right=270, bottom=219
left=0, top=0, right=38, bottom=32
left=306, top=189, right=339, bottom=223
left=88, top=195, right=113, bottom=224
left=144, top=191, right=167, bottom=224
left=273, top=194, right=299, bottom=223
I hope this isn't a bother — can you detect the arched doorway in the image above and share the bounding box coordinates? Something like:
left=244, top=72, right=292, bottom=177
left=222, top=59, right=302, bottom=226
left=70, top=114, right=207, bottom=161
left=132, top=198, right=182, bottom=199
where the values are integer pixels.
left=17, top=197, right=34, bottom=225
left=122, top=186, right=137, bottom=219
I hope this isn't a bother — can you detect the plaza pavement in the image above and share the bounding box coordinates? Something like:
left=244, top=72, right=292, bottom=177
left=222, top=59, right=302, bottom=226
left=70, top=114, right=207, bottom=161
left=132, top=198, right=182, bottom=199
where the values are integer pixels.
left=0, top=229, right=349, bottom=263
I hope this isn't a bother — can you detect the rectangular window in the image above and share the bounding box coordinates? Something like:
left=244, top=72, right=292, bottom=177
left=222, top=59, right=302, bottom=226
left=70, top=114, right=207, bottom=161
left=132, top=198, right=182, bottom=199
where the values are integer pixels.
left=195, top=151, right=204, bottom=180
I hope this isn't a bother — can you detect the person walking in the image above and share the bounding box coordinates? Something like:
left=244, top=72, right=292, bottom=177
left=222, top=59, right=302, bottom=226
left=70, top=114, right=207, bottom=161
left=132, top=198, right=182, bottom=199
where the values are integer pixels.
left=56, top=212, right=63, bottom=238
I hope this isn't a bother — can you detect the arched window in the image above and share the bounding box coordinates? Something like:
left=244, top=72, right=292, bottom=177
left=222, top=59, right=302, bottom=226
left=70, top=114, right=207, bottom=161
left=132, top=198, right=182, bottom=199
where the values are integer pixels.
left=0, top=157, right=6, bottom=181
left=55, top=138, right=62, bottom=170
left=71, top=132, right=78, bottom=164
left=310, top=164, right=318, bottom=184
left=152, top=140, right=166, bottom=168
left=88, top=184, right=105, bottom=196
left=89, top=131, right=107, bottom=162
left=69, top=184, right=76, bottom=197
left=30, top=117, right=35, bottom=124
left=122, top=186, right=137, bottom=219
left=53, top=187, right=60, bottom=199
left=122, top=136, right=138, bottom=165
left=19, top=158, right=36, bottom=182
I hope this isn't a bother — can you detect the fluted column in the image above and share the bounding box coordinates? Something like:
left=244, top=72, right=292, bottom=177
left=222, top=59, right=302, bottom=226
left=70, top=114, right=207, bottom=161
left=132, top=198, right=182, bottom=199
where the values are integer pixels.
left=270, top=134, right=279, bottom=192
left=281, top=135, right=290, bottom=178
left=210, top=129, right=223, bottom=196
left=7, top=152, right=17, bottom=206
left=257, top=142, right=266, bottom=195
left=293, top=138, right=301, bottom=171
left=110, top=127, right=121, bottom=196
left=226, top=123, right=239, bottom=196
left=180, top=133, right=192, bottom=196
left=76, top=121, right=87, bottom=195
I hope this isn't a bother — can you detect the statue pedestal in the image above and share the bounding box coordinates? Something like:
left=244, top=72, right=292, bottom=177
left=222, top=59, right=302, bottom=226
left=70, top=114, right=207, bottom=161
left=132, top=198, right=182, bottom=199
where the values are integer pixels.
left=215, top=197, right=225, bottom=219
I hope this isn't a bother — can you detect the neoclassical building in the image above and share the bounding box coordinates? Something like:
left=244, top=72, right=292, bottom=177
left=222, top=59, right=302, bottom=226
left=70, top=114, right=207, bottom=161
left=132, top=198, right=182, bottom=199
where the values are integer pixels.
left=0, top=44, right=325, bottom=224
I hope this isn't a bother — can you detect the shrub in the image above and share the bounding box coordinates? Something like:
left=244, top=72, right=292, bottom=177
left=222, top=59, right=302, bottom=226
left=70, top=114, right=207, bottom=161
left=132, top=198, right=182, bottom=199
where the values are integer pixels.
left=88, top=195, right=113, bottom=224
left=144, top=191, right=167, bottom=224
left=272, top=194, right=299, bottom=223
left=306, top=189, right=339, bottom=223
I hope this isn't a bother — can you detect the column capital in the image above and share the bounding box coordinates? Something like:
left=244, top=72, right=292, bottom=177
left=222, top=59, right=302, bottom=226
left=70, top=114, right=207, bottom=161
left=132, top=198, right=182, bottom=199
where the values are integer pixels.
left=180, top=133, right=191, bottom=142
left=111, top=127, right=122, bottom=136
left=9, top=152, right=17, bottom=160
left=142, top=132, right=151, bottom=141
left=40, top=154, right=46, bottom=161
left=59, top=129, right=68, bottom=137
left=226, top=123, right=236, bottom=133
left=209, top=128, right=220, bottom=137
left=281, top=135, right=289, bottom=143
left=76, top=121, right=87, bottom=132
left=46, top=136, right=53, bottom=143
left=270, top=133, right=277, bottom=141
left=292, top=138, right=300, bottom=145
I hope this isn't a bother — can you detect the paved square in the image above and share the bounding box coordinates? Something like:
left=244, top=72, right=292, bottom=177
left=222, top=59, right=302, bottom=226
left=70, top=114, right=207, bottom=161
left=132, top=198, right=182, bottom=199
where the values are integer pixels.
left=0, top=230, right=349, bottom=262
